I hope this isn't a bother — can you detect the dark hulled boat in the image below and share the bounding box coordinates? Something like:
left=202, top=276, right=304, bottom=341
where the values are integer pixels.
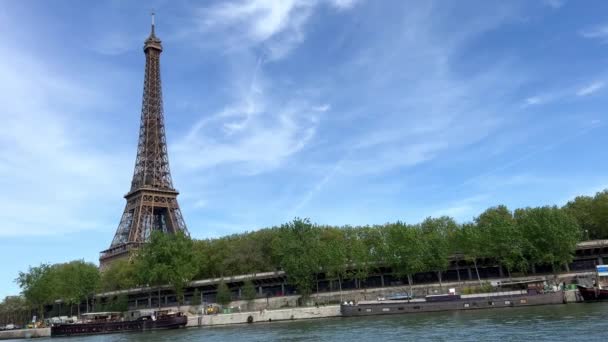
left=341, top=290, right=565, bottom=317
left=577, top=285, right=608, bottom=301
left=50, top=310, right=187, bottom=337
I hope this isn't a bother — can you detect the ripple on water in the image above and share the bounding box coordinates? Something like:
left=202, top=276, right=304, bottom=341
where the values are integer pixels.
left=39, top=302, right=608, bottom=342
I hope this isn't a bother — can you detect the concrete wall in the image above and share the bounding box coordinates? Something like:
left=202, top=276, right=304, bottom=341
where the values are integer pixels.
left=187, top=305, right=341, bottom=327
left=149, top=272, right=588, bottom=315
left=0, top=328, right=50, bottom=340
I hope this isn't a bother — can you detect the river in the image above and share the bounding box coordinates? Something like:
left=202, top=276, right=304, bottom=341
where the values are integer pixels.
left=28, top=302, right=608, bottom=341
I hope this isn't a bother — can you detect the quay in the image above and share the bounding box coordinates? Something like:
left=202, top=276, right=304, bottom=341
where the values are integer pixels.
left=0, top=328, right=49, bottom=340
left=187, top=305, right=341, bottom=327
left=0, top=287, right=584, bottom=339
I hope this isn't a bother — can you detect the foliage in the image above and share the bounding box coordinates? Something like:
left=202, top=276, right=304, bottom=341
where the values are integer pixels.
left=564, top=191, right=608, bottom=240
left=318, top=227, right=349, bottom=291
left=0, top=296, right=29, bottom=325
left=242, top=279, right=257, bottom=302
left=216, top=281, right=232, bottom=306
left=191, top=289, right=201, bottom=306
left=99, top=294, right=129, bottom=312
left=381, top=222, right=426, bottom=293
left=15, top=264, right=56, bottom=319
left=100, top=259, right=138, bottom=292
left=476, top=206, right=527, bottom=275
left=135, top=231, right=198, bottom=304
left=515, top=206, right=581, bottom=271
left=54, top=260, right=100, bottom=315
left=9, top=190, right=598, bottom=317
left=420, top=217, right=457, bottom=281
left=272, top=218, right=322, bottom=298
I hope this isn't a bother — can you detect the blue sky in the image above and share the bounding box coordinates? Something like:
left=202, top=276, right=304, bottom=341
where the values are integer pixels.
left=1, top=0, right=608, bottom=298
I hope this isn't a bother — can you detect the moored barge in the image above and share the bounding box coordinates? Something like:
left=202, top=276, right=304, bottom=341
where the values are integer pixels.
left=341, top=290, right=565, bottom=317
left=577, top=265, right=608, bottom=301
left=50, top=310, right=187, bottom=337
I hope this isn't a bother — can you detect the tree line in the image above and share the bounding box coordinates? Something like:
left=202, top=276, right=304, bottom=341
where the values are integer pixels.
left=12, top=189, right=608, bottom=320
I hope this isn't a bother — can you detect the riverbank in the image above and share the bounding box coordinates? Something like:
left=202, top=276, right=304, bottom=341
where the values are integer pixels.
left=184, top=289, right=581, bottom=328
left=149, top=272, right=587, bottom=316
left=0, top=289, right=583, bottom=338
left=187, top=305, right=341, bottom=327
left=65, top=302, right=608, bottom=341
left=0, top=328, right=49, bottom=340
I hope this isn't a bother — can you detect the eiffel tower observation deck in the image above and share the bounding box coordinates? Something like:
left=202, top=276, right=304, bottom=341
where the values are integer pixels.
left=100, top=15, right=189, bottom=269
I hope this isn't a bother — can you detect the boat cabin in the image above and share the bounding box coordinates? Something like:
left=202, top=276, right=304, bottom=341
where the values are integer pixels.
left=595, top=265, right=608, bottom=289
left=80, top=312, right=123, bottom=323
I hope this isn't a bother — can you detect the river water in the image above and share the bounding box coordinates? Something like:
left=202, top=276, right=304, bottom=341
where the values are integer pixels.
left=30, top=302, right=608, bottom=341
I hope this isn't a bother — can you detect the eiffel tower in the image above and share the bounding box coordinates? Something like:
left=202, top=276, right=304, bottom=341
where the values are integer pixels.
left=100, top=15, right=188, bottom=268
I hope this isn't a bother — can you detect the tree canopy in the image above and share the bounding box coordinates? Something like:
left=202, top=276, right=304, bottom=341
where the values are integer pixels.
left=13, top=189, right=602, bottom=315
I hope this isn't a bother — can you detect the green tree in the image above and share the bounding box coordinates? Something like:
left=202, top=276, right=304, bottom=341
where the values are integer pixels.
left=516, top=206, right=581, bottom=273
left=105, top=294, right=129, bottom=312
left=382, top=222, right=425, bottom=297
left=457, top=223, right=485, bottom=285
left=191, top=289, right=201, bottom=306
left=590, top=191, right=608, bottom=239
left=216, top=281, right=232, bottom=306
left=272, top=218, right=321, bottom=300
left=54, top=260, right=100, bottom=315
left=564, top=195, right=595, bottom=239
left=476, top=205, right=527, bottom=277
left=242, top=279, right=257, bottom=302
left=0, top=296, right=29, bottom=326
left=15, top=264, right=57, bottom=319
left=345, top=227, right=374, bottom=288
left=135, top=231, right=198, bottom=307
left=100, top=259, right=138, bottom=292
left=319, top=227, right=349, bottom=299
left=419, top=217, right=456, bottom=289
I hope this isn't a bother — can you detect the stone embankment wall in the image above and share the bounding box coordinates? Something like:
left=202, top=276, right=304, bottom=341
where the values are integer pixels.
left=147, top=273, right=588, bottom=318
left=187, top=305, right=341, bottom=327
left=186, top=290, right=581, bottom=328
left=0, top=328, right=50, bottom=340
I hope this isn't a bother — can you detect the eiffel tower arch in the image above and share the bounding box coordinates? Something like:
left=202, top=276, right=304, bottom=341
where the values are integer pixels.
left=100, top=16, right=188, bottom=269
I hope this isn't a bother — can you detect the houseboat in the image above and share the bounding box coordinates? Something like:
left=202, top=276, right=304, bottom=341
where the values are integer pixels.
left=577, top=265, right=608, bottom=301
left=341, top=281, right=565, bottom=317
left=50, top=310, right=187, bottom=337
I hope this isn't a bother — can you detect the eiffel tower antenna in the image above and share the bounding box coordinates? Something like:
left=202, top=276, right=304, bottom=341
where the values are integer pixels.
left=100, top=15, right=189, bottom=268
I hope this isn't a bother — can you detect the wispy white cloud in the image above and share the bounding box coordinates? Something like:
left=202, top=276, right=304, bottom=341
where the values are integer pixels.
left=576, top=81, right=605, bottom=96
left=522, top=80, right=605, bottom=106
left=432, top=194, right=490, bottom=221
left=329, top=0, right=360, bottom=10
left=195, top=0, right=360, bottom=60
left=0, top=43, right=130, bottom=236
left=524, top=96, right=546, bottom=106
left=287, top=3, right=521, bottom=212
left=312, top=104, right=331, bottom=112
left=542, top=0, right=565, bottom=9
left=172, top=64, right=320, bottom=174
left=580, top=24, right=608, bottom=41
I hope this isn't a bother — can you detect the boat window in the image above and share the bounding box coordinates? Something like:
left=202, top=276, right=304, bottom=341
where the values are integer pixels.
left=366, top=309, right=372, bottom=312
left=504, top=300, right=511, bottom=305
left=358, top=308, right=361, bottom=312
left=488, top=301, right=494, bottom=306
left=413, top=306, right=421, bottom=309
left=464, top=303, right=469, bottom=308
left=520, top=299, right=527, bottom=304
left=382, top=308, right=390, bottom=312
left=398, top=307, right=404, bottom=311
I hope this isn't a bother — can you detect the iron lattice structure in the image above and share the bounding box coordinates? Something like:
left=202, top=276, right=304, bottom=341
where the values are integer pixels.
left=100, top=19, right=188, bottom=268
